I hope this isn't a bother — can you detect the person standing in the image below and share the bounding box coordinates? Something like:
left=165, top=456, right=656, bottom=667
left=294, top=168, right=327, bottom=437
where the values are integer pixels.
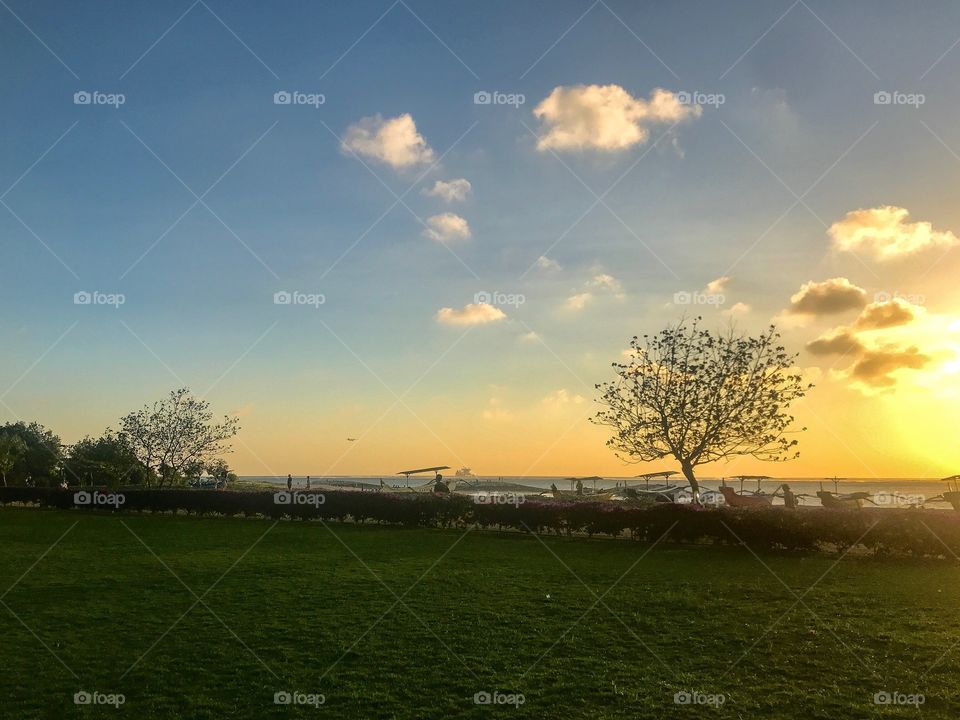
left=287, top=474, right=292, bottom=491
left=306, top=475, right=311, bottom=491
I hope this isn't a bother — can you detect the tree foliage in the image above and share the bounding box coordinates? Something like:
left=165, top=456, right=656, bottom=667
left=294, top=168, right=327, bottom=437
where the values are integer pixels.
left=0, top=421, right=63, bottom=486
left=118, top=388, right=240, bottom=488
left=64, top=432, right=155, bottom=489
left=0, top=435, right=27, bottom=486
left=594, top=319, right=812, bottom=496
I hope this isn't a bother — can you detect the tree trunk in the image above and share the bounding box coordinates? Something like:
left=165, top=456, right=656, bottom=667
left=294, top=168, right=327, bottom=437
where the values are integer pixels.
left=681, top=462, right=700, bottom=504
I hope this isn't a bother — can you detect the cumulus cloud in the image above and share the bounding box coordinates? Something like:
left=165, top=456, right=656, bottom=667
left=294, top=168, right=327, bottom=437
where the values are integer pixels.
left=341, top=113, right=435, bottom=169
left=786, top=278, right=867, bottom=316
left=422, top=178, right=471, bottom=202
left=565, top=292, right=592, bottom=310
left=564, top=272, right=624, bottom=311
left=536, top=255, right=562, bottom=272
left=849, top=346, right=931, bottom=388
left=422, top=213, right=471, bottom=243
left=828, top=206, right=958, bottom=261
left=435, top=303, right=505, bottom=326
left=806, top=329, right=865, bottom=357
left=519, top=331, right=541, bottom=343
left=587, top=273, right=623, bottom=294
left=533, top=85, right=701, bottom=152
left=705, top=276, right=730, bottom=294
left=854, top=298, right=919, bottom=330
left=723, top=302, right=751, bottom=317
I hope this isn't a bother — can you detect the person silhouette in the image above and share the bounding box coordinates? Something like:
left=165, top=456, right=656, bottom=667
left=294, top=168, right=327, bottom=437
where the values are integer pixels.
left=287, top=474, right=292, bottom=491
left=306, top=475, right=311, bottom=491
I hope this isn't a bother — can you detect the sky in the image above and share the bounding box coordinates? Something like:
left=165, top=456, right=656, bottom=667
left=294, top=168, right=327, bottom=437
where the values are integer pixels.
left=2, top=0, right=960, bottom=479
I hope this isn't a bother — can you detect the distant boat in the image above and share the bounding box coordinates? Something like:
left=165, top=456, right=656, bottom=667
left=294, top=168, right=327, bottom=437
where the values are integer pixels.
left=454, top=467, right=476, bottom=478
left=620, top=471, right=688, bottom=502
left=718, top=476, right=775, bottom=507
left=816, top=478, right=871, bottom=509
left=940, top=475, right=960, bottom=511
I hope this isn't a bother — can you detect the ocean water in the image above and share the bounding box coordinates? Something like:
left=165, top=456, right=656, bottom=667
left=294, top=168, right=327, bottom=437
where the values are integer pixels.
left=238, top=476, right=955, bottom=509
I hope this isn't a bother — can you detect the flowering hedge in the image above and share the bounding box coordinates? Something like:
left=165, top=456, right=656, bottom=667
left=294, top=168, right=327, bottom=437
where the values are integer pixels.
left=2, top=487, right=959, bottom=558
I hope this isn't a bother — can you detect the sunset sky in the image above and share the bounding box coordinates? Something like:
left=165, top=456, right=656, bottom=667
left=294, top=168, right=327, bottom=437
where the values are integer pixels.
left=2, top=0, right=959, bottom=479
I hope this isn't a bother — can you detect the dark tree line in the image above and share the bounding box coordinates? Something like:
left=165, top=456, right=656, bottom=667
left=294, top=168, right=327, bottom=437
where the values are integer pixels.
left=0, top=388, right=239, bottom=489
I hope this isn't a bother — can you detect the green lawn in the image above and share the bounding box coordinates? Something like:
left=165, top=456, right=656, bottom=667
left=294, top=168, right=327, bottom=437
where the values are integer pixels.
left=1, top=507, right=958, bottom=719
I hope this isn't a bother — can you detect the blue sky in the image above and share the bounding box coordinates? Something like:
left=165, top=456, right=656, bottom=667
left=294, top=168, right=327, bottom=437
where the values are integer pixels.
left=3, top=0, right=960, bottom=476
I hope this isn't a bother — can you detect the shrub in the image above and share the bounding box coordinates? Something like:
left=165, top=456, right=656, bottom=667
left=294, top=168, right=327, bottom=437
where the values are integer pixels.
left=3, top=488, right=959, bottom=559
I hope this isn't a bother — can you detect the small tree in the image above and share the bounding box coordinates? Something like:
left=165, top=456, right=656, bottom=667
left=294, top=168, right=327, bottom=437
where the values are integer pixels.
left=119, top=388, right=240, bottom=488
left=594, top=319, right=811, bottom=499
left=0, top=435, right=27, bottom=487
left=64, top=432, right=155, bottom=489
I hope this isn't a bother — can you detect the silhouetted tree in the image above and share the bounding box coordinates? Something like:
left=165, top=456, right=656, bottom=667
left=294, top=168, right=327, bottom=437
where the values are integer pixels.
left=119, top=388, right=239, bottom=488
left=594, top=319, right=811, bottom=499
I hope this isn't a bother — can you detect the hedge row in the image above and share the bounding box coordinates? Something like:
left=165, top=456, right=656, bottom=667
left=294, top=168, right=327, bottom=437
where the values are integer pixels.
left=3, top=487, right=960, bottom=558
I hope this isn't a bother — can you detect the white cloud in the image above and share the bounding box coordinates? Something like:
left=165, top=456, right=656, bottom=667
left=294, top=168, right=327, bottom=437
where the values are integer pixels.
left=536, top=255, right=562, bottom=272
left=435, top=303, right=505, bottom=326
left=422, top=213, right=471, bottom=243
left=519, top=331, right=541, bottom=343
left=829, top=206, right=958, bottom=261
left=587, top=273, right=622, bottom=294
left=705, top=276, right=730, bottom=294
left=564, top=272, right=624, bottom=311
left=565, top=292, right=593, bottom=310
left=723, top=302, right=750, bottom=317
left=422, top=178, right=471, bottom=202
left=533, top=85, right=701, bottom=152
left=341, top=113, right=435, bottom=170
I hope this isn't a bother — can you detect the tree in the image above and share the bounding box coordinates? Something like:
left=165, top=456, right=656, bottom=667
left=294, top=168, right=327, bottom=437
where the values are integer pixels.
left=0, top=421, right=63, bottom=486
left=594, top=319, right=812, bottom=499
left=0, top=435, right=27, bottom=487
left=64, top=432, right=155, bottom=489
left=119, top=388, right=240, bottom=488
left=206, top=458, right=237, bottom=484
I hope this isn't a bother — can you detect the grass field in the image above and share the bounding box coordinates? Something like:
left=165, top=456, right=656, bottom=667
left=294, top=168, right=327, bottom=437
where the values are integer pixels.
left=2, top=507, right=959, bottom=718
